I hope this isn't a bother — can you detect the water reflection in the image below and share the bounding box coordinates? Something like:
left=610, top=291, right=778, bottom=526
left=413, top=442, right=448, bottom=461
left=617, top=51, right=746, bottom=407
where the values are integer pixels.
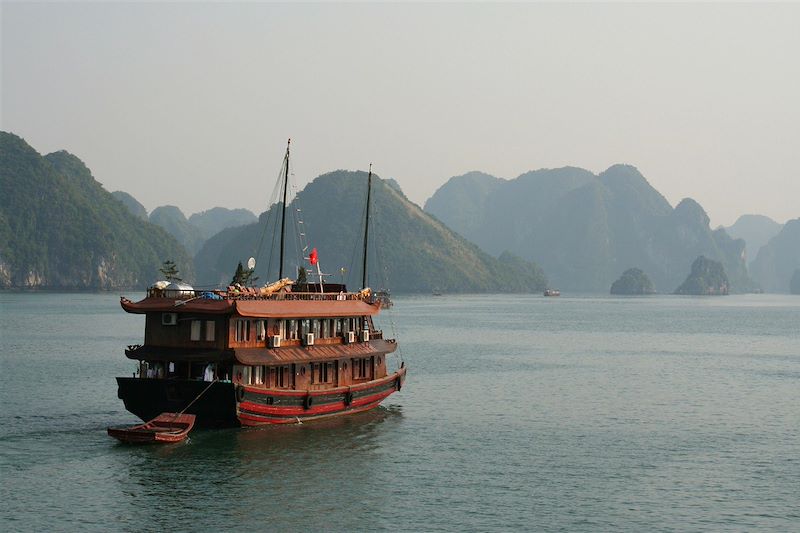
left=107, top=406, right=405, bottom=530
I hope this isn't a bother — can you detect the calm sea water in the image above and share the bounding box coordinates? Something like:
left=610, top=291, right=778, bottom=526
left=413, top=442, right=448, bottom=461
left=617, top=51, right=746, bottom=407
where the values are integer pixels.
left=1, top=292, right=798, bottom=531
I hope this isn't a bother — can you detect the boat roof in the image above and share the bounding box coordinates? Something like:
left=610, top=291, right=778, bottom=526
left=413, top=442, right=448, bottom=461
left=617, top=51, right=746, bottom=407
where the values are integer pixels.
left=126, top=339, right=397, bottom=364
left=120, top=294, right=381, bottom=318
left=235, top=339, right=397, bottom=365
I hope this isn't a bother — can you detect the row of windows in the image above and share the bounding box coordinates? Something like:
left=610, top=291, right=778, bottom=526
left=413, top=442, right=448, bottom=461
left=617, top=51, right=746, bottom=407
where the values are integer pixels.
left=179, top=318, right=369, bottom=344
left=247, top=365, right=293, bottom=388
left=232, top=317, right=368, bottom=343
left=240, top=357, right=376, bottom=387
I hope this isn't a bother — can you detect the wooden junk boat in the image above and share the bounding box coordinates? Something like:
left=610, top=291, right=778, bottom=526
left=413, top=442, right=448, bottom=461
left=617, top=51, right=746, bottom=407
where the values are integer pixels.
left=114, top=142, right=406, bottom=428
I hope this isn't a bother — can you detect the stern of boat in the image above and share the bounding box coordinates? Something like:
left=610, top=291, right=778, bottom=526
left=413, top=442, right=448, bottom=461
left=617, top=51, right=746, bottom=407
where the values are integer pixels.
left=116, top=377, right=239, bottom=428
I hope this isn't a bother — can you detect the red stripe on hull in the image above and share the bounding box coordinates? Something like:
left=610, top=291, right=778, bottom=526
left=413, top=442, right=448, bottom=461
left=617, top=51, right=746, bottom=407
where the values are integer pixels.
left=238, top=399, right=385, bottom=426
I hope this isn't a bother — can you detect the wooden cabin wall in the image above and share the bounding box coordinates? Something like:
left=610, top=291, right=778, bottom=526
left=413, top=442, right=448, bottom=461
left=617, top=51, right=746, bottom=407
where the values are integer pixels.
left=145, top=314, right=225, bottom=349
left=233, top=353, right=388, bottom=390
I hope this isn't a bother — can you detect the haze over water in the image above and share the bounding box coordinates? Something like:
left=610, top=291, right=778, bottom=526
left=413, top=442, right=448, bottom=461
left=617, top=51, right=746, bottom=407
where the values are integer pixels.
left=1, top=293, right=798, bottom=531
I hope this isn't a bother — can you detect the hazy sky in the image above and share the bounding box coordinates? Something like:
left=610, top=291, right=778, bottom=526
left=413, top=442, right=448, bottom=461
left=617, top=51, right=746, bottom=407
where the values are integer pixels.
left=2, top=2, right=798, bottom=227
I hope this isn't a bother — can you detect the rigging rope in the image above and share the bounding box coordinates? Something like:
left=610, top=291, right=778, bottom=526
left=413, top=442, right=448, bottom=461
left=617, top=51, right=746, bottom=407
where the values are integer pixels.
left=178, top=379, right=218, bottom=415
left=256, top=155, right=287, bottom=283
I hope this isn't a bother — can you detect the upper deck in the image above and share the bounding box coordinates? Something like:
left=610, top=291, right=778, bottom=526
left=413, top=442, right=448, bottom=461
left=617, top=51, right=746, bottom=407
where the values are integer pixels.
left=121, top=283, right=382, bottom=319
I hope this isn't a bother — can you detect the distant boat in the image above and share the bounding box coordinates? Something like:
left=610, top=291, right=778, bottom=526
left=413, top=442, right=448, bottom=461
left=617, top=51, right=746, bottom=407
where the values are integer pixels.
left=544, top=289, right=561, bottom=297
left=432, top=288, right=443, bottom=297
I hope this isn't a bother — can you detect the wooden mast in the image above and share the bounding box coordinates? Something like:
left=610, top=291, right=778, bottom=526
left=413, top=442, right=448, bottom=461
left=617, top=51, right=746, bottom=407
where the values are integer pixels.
left=362, top=164, right=372, bottom=289
left=279, top=139, right=290, bottom=280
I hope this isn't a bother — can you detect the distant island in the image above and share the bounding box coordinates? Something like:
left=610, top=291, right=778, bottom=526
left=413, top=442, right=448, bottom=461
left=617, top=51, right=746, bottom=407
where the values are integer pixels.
left=424, top=165, right=756, bottom=293
left=610, top=268, right=656, bottom=295
left=675, top=256, right=730, bottom=295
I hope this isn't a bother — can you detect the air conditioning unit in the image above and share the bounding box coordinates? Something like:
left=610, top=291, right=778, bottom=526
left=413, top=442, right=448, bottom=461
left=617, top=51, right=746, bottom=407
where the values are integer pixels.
left=268, top=335, right=281, bottom=348
left=361, top=330, right=370, bottom=342
left=345, top=331, right=355, bottom=344
left=303, top=333, right=315, bottom=346
left=161, top=313, right=178, bottom=326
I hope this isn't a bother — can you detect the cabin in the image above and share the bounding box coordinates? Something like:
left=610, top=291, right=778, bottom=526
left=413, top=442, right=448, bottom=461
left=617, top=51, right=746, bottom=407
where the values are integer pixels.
left=125, top=286, right=391, bottom=395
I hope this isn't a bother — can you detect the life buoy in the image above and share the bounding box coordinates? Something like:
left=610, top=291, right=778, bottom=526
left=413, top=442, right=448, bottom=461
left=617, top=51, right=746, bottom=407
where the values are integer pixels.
left=344, top=391, right=353, bottom=406
left=395, top=376, right=402, bottom=391
left=303, top=394, right=314, bottom=410
left=236, top=385, right=245, bottom=402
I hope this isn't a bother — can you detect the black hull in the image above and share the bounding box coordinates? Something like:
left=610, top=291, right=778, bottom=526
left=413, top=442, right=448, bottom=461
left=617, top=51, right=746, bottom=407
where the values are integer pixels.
left=116, top=378, right=239, bottom=428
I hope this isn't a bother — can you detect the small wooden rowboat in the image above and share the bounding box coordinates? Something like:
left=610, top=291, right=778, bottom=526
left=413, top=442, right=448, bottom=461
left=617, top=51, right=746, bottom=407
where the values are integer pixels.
left=107, top=412, right=196, bottom=443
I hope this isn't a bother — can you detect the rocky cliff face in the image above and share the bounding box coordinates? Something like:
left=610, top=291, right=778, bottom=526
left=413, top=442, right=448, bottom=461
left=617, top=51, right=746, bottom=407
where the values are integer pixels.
left=750, top=219, right=800, bottom=293
left=675, top=256, right=730, bottom=295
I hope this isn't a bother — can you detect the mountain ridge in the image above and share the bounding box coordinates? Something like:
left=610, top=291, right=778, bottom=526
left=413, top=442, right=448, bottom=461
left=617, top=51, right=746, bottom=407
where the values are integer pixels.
left=425, top=165, right=754, bottom=292
left=194, top=170, right=548, bottom=293
left=0, top=132, right=193, bottom=289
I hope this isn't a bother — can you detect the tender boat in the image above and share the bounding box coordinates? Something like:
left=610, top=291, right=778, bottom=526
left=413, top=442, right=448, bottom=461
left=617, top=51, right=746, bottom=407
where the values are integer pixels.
left=113, top=142, right=406, bottom=428
left=544, top=288, right=561, bottom=297
left=107, top=413, right=196, bottom=443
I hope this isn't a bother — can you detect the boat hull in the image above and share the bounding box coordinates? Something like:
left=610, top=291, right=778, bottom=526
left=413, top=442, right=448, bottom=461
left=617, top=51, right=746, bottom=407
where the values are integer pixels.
left=116, top=367, right=407, bottom=428
left=116, top=378, right=239, bottom=428
left=237, top=367, right=407, bottom=426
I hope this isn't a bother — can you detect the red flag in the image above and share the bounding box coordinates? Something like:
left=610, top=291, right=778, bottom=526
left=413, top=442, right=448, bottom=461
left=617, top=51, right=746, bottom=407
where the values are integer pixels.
left=309, top=248, right=318, bottom=266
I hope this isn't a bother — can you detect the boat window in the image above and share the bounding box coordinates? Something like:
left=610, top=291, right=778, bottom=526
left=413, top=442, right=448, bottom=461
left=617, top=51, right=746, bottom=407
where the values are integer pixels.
left=277, top=366, right=290, bottom=388
left=353, top=358, right=368, bottom=380
left=256, top=320, right=266, bottom=341
left=205, top=321, right=215, bottom=342
left=286, top=320, right=298, bottom=340
left=313, top=362, right=334, bottom=384
left=254, top=365, right=264, bottom=385
left=312, top=320, right=321, bottom=338
left=322, top=320, right=330, bottom=339
left=334, top=319, right=342, bottom=336
left=235, top=320, right=251, bottom=342
left=300, top=319, right=310, bottom=337
left=190, top=320, right=201, bottom=341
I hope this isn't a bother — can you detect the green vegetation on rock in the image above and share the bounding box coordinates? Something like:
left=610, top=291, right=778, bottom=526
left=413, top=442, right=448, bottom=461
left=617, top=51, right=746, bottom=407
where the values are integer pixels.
left=674, top=256, right=729, bottom=295
left=0, top=131, right=193, bottom=289
left=149, top=205, right=205, bottom=255
left=610, top=268, right=656, bottom=295
left=194, top=171, right=548, bottom=293
left=112, top=190, right=148, bottom=220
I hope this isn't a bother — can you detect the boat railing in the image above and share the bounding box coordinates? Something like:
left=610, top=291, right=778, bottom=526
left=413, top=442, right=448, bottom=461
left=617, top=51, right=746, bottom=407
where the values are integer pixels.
left=147, top=288, right=369, bottom=302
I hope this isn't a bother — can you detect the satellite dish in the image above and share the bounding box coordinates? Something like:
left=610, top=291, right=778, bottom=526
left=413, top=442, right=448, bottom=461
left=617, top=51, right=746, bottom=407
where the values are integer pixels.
left=247, top=257, right=256, bottom=270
